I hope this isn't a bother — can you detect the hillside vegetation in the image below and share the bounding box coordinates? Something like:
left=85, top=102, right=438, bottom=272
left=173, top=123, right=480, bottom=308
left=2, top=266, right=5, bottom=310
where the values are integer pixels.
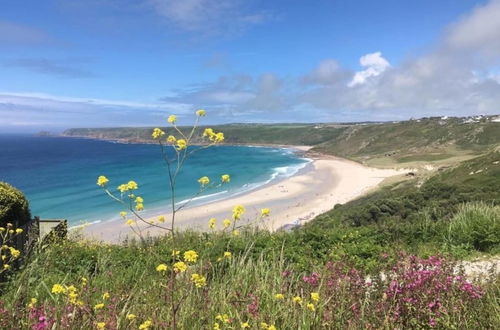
left=63, top=115, right=500, bottom=166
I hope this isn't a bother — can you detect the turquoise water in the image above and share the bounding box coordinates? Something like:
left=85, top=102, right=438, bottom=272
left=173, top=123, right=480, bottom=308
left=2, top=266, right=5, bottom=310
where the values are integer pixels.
left=0, top=135, right=309, bottom=225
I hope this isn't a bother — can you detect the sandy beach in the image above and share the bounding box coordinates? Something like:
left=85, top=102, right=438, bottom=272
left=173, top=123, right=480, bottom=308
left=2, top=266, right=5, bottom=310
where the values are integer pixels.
left=83, top=151, right=402, bottom=242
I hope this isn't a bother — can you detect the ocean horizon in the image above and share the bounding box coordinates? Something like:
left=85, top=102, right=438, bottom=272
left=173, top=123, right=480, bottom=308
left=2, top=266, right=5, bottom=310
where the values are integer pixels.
left=0, top=134, right=309, bottom=226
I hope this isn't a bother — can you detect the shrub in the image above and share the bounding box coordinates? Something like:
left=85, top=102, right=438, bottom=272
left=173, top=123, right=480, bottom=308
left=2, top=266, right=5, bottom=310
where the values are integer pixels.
left=0, top=182, right=31, bottom=228
left=447, top=202, right=500, bottom=252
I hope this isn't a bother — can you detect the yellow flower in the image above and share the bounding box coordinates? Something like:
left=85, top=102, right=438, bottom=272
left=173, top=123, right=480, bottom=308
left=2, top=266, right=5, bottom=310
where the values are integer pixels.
left=232, top=205, right=245, bottom=220
left=274, top=293, right=284, bottom=300
left=81, top=277, right=88, bottom=286
left=173, top=261, right=187, bottom=273
left=198, top=176, right=210, bottom=186
left=196, top=109, right=206, bottom=116
left=15, top=228, right=23, bottom=234
left=126, top=219, right=135, bottom=226
left=221, top=174, right=230, bottom=183
left=215, top=314, right=230, bottom=323
left=96, top=322, right=106, bottom=330
left=6, top=223, right=12, bottom=227
left=167, top=115, right=177, bottom=124
left=136, top=203, right=144, bottom=211
left=214, top=132, right=224, bottom=143
left=139, top=320, right=152, bottom=330
left=241, top=322, right=250, bottom=328
left=293, top=296, right=302, bottom=305
left=223, top=251, right=232, bottom=258
left=203, top=128, right=214, bottom=138
left=268, top=326, right=277, bottom=330
left=94, top=303, right=104, bottom=310
left=171, top=249, right=180, bottom=257
left=102, top=292, right=110, bottom=300
left=260, top=323, right=268, bottom=329
left=208, top=217, right=216, bottom=229
left=8, top=229, right=13, bottom=234
left=127, top=181, right=138, bottom=190
left=158, top=216, right=165, bottom=223
left=307, top=303, right=316, bottom=312
left=166, top=135, right=176, bottom=143
left=135, top=196, right=144, bottom=203
left=261, top=208, right=270, bottom=217
left=97, top=176, right=109, bottom=187
left=152, top=128, right=165, bottom=139
left=190, top=273, right=207, bottom=288
left=176, top=139, right=187, bottom=150
left=3, top=264, right=9, bottom=270
left=27, top=298, right=37, bottom=308
left=310, top=292, right=319, bottom=302
left=232, top=230, right=240, bottom=236
left=223, top=218, right=231, bottom=228
left=119, top=211, right=127, bottom=218
left=184, top=250, right=198, bottom=263
left=214, top=323, right=221, bottom=330
left=126, top=313, right=136, bottom=320
left=9, top=247, right=20, bottom=258
left=156, top=263, right=168, bottom=272
left=51, top=284, right=66, bottom=294
left=117, top=184, right=128, bottom=193
left=0, top=227, right=4, bottom=232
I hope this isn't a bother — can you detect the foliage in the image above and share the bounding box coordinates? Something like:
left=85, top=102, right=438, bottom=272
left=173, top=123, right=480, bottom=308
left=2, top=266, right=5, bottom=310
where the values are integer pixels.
left=0, top=182, right=31, bottom=228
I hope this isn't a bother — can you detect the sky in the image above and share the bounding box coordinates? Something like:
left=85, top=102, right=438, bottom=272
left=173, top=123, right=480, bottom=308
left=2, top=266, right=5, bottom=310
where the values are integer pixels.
left=1, top=0, right=500, bottom=132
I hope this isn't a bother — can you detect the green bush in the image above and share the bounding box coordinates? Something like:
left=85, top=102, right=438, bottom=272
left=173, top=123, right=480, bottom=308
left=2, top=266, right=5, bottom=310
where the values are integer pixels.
left=447, top=202, right=500, bottom=252
left=0, top=182, right=31, bottom=228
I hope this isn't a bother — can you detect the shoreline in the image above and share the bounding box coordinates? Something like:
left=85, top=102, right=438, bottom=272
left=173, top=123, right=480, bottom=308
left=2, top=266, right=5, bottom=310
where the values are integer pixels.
left=83, top=151, right=403, bottom=243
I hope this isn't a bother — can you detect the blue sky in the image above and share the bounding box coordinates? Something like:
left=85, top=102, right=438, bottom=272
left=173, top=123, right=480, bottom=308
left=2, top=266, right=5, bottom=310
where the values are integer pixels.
left=1, top=0, right=500, bottom=132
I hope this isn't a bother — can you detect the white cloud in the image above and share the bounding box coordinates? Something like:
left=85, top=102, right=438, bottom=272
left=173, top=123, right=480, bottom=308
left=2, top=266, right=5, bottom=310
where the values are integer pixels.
left=348, top=52, right=391, bottom=87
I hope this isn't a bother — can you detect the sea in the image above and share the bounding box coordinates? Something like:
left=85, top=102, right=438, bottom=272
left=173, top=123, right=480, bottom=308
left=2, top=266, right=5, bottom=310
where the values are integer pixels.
left=0, top=135, right=310, bottom=226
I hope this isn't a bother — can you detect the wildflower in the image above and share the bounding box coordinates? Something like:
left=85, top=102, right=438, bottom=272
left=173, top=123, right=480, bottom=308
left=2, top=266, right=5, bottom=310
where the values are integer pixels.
left=3, top=264, right=9, bottom=270
left=0, top=227, right=4, bottom=232
left=274, top=293, right=284, bottom=300
left=15, top=228, right=23, bottom=234
left=232, top=230, right=240, bottom=236
left=196, top=109, right=206, bottom=116
left=118, top=184, right=128, bottom=193
left=260, top=323, right=269, bottom=329
left=307, top=303, right=315, bottom=312
left=214, top=132, right=224, bottom=143
left=203, top=128, right=214, bottom=138
left=102, top=292, right=110, bottom=300
left=96, top=322, right=106, bottom=330
left=198, top=176, right=210, bottom=186
left=9, top=247, right=20, bottom=258
left=261, top=208, right=270, bottom=217
left=223, top=219, right=231, bottom=228
left=292, top=296, right=302, bottom=305
left=94, top=303, right=105, bottom=310
left=51, top=284, right=66, bottom=294
left=216, top=314, right=230, bottom=323
left=208, top=217, right=216, bottom=229
left=127, top=181, right=138, bottom=190
left=241, top=322, right=250, bottom=328
left=136, top=203, right=144, bottom=211
left=166, top=135, right=176, bottom=143
left=214, top=323, right=221, bottom=330
left=158, top=216, right=165, bottom=223
left=97, top=176, right=109, bottom=187
left=27, top=298, right=37, bottom=308
left=191, top=273, right=207, bottom=288
left=126, top=219, right=135, bottom=226
left=232, top=205, right=245, bottom=220
left=167, top=115, right=177, bottom=124
left=151, top=128, right=165, bottom=139
left=135, top=196, right=144, bottom=203
left=221, top=174, right=230, bottom=183
left=223, top=251, right=232, bottom=258
left=156, top=263, right=168, bottom=272
left=8, top=229, right=13, bottom=234
left=172, top=249, right=180, bottom=257
left=139, top=320, right=152, bottom=329
left=173, top=261, right=187, bottom=273
left=126, top=313, right=136, bottom=320
left=184, top=250, right=198, bottom=263
left=176, top=139, right=187, bottom=150
left=120, top=211, right=127, bottom=218
left=310, top=292, right=319, bottom=302
left=81, top=277, right=88, bottom=286
left=268, top=326, right=277, bottom=330
left=6, top=223, right=12, bottom=227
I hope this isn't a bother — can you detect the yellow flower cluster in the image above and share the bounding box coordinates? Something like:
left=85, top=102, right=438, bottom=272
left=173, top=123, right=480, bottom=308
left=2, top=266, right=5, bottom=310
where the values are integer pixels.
left=97, top=175, right=109, bottom=187
left=260, top=322, right=277, bottom=330
left=184, top=250, right=198, bottom=263
left=173, top=261, right=187, bottom=273
left=198, top=176, right=210, bottom=186
left=203, top=128, right=225, bottom=143
left=190, top=273, right=207, bottom=288
left=274, top=293, right=284, bottom=300
left=167, top=115, right=177, bottom=124
left=176, top=139, right=187, bottom=150
left=208, top=217, right=216, bottom=229
left=223, top=218, right=231, bottom=228
left=156, top=263, right=168, bottom=272
left=117, top=180, right=139, bottom=193
left=221, top=174, right=230, bottom=183
left=151, top=128, right=165, bottom=139
left=51, top=283, right=84, bottom=305
left=232, top=205, right=245, bottom=220
left=97, top=322, right=106, bottom=330
left=166, top=135, right=176, bottom=144
left=261, top=208, right=270, bottom=217
left=135, top=196, right=144, bottom=211
left=196, top=109, right=206, bottom=116
left=139, top=320, right=152, bottom=329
